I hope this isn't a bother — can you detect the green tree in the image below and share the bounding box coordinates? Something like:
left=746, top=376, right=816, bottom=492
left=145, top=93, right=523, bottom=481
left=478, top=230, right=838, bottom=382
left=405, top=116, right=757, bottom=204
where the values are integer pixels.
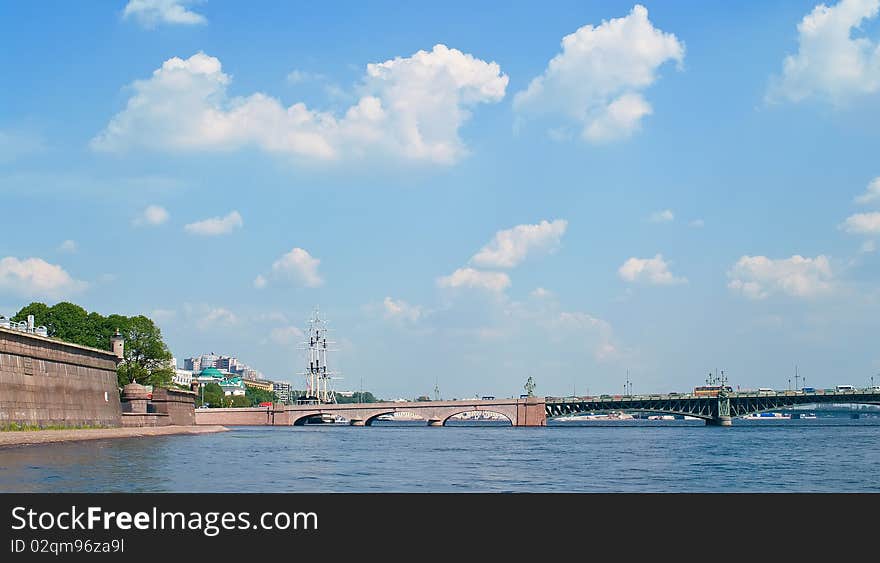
left=13, top=302, right=174, bottom=389
left=335, top=391, right=377, bottom=404
left=197, top=382, right=224, bottom=408
left=116, top=315, right=174, bottom=388
left=245, top=386, right=277, bottom=406
left=230, top=395, right=251, bottom=408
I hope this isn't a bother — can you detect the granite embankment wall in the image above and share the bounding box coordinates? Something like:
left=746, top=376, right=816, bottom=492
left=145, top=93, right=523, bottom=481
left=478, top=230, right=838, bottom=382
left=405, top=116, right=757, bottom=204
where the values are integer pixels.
left=0, top=327, right=122, bottom=428
left=121, top=385, right=197, bottom=427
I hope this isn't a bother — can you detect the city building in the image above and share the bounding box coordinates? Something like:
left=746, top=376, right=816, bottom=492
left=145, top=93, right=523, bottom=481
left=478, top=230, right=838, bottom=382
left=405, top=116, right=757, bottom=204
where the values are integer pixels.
left=192, top=366, right=225, bottom=386
left=219, top=376, right=246, bottom=396
left=173, top=369, right=193, bottom=387
left=182, top=353, right=264, bottom=380
left=273, top=382, right=292, bottom=404
left=242, top=378, right=274, bottom=393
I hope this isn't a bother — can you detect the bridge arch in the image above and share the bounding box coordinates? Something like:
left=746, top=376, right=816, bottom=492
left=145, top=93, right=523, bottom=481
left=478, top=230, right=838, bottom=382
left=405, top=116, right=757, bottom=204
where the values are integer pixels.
left=440, top=409, right=513, bottom=426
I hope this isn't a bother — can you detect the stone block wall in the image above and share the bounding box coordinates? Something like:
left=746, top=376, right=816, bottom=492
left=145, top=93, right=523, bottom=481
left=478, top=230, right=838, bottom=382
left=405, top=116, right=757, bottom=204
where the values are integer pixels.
left=150, top=388, right=197, bottom=426
left=0, top=327, right=122, bottom=428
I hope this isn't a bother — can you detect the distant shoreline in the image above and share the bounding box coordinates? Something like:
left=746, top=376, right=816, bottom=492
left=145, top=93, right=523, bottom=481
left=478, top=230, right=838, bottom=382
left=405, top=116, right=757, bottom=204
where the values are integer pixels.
left=0, top=425, right=229, bottom=449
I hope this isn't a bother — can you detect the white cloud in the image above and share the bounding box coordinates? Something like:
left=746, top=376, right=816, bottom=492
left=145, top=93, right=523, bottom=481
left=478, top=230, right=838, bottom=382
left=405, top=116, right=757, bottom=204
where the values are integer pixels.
left=618, top=254, right=687, bottom=285
left=286, top=69, right=325, bottom=84
left=554, top=311, right=618, bottom=361
left=649, top=209, right=675, bottom=223
left=727, top=255, right=834, bottom=299
left=689, top=218, right=705, bottom=228
left=270, top=325, right=304, bottom=345
left=841, top=211, right=880, bottom=234
left=0, top=257, right=87, bottom=299
left=58, top=240, right=77, bottom=253
left=767, top=0, right=880, bottom=104
left=133, top=204, right=169, bottom=226
left=184, top=210, right=243, bottom=236
left=259, top=247, right=324, bottom=288
left=471, top=219, right=568, bottom=268
left=437, top=268, right=511, bottom=292
left=92, top=46, right=507, bottom=164
left=383, top=297, right=424, bottom=322
left=150, top=308, right=177, bottom=322
left=531, top=287, right=553, bottom=298
left=855, top=177, right=880, bottom=204
left=513, top=4, right=684, bottom=143
left=196, top=306, right=238, bottom=330
left=123, top=0, right=207, bottom=28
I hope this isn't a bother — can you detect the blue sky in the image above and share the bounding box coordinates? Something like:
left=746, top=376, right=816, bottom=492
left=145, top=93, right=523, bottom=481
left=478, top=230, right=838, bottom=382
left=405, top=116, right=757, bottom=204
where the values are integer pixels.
left=2, top=0, right=880, bottom=399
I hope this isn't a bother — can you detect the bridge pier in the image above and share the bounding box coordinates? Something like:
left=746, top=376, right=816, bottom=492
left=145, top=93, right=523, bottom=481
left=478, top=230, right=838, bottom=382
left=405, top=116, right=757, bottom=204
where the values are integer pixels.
left=706, top=416, right=732, bottom=427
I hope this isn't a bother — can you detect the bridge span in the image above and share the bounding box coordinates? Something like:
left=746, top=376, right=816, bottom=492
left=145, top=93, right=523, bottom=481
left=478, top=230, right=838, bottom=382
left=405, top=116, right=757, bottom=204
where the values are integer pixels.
left=546, top=388, right=880, bottom=425
left=195, top=396, right=546, bottom=427
left=194, top=388, right=880, bottom=428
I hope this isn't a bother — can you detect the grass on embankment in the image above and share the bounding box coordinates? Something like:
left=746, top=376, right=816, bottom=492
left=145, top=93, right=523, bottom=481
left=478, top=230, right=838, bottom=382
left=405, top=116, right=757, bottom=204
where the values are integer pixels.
left=0, top=423, right=108, bottom=432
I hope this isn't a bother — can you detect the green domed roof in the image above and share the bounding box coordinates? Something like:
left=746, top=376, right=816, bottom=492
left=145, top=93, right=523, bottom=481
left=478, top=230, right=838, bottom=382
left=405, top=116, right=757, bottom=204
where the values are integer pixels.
left=199, top=367, right=224, bottom=378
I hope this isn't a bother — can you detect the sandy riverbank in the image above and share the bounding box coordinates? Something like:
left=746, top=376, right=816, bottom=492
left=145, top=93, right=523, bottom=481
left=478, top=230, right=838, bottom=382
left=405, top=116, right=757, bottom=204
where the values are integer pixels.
left=0, top=425, right=229, bottom=448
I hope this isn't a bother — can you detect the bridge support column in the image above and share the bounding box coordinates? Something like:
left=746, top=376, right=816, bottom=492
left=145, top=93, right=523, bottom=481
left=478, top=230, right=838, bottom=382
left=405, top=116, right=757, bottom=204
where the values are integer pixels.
left=349, top=419, right=365, bottom=426
left=427, top=419, right=443, bottom=426
left=515, top=397, right=547, bottom=427
left=706, top=416, right=732, bottom=426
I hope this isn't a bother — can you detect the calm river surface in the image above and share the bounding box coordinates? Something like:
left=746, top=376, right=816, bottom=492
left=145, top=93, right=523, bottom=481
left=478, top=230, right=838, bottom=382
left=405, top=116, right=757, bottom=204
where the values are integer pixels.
left=2, top=418, right=880, bottom=492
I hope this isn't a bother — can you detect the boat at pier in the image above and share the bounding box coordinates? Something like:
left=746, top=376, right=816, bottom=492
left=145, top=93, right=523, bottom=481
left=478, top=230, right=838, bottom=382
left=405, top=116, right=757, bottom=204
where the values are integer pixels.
left=742, top=412, right=791, bottom=420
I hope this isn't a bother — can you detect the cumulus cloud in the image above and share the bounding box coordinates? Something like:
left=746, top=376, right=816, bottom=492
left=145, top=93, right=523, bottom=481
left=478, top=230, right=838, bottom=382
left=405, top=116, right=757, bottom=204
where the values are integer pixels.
left=649, top=209, right=674, bottom=223
left=92, top=46, right=507, bottom=164
left=133, top=204, right=169, bottom=226
left=513, top=5, right=684, bottom=143
left=841, top=211, right=880, bottom=234
left=195, top=306, right=237, bottom=330
left=618, top=254, right=687, bottom=285
left=58, top=240, right=77, bottom=253
left=554, top=311, right=618, bottom=361
left=727, top=255, right=833, bottom=299
left=437, top=268, right=511, bottom=292
left=123, top=0, right=207, bottom=28
left=767, top=0, right=880, bottom=105
left=150, top=308, right=177, bottom=322
left=0, top=257, right=87, bottom=299
left=382, top=297, right=423, bottom=322
left=471, top=219, right=568, bottom=268
left=531, top=287, right=553, bottom=298
left=184, top=210, right=243, bottom=236
left=855, top=177, right=880, bottom=204
left=258, top=247, right=324, bottom=288
left=270, top=325, right=304, bottom=345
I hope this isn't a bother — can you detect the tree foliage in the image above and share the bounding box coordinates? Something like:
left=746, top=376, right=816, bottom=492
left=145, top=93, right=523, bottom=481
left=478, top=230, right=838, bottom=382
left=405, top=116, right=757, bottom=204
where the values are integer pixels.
left=245, top=386, right=277, bottom=406
left=13, top=302, right=174, bottom=389
left=335, top=391, right=377, bottom=404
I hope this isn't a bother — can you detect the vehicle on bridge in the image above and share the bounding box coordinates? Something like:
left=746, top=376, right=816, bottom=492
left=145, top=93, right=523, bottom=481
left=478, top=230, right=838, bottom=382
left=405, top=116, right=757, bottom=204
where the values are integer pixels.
left=836, top=385, right=856, bottom=392
left=693, top=385, right=732, bottom=397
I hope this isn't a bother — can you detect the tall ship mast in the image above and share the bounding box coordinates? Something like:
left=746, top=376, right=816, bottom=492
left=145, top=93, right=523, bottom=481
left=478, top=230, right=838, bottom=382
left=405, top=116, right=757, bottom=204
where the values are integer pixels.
left=296, top=307, right=340, bottom=404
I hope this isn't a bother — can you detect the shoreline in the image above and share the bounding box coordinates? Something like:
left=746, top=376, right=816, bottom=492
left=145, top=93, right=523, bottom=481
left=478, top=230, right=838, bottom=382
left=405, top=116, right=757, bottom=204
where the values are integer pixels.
left=0, top=425, right=229, bottom=448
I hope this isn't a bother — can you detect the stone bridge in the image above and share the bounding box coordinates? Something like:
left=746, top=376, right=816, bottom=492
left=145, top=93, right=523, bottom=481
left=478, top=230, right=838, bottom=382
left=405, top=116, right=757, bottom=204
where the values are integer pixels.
left=195, top=397, right=546, bottom=427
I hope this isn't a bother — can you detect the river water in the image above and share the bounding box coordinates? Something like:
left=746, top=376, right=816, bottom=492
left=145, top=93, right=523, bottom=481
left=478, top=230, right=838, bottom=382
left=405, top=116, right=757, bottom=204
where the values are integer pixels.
left=2, top=417, right=879, bottom=492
